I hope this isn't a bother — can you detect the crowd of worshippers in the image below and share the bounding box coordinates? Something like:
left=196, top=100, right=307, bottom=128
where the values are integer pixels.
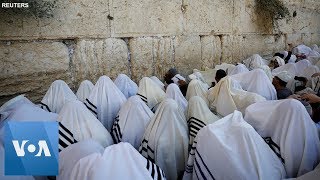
left=0, top=43, right=320, bottom=180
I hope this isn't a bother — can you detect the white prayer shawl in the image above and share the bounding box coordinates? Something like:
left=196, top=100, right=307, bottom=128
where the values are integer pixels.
left=187, top=96, right=220, bottom=146
left=214, top=63, right=235, bottom=74
left=70, top=142, right=166, bottom=180
left=207, top=76, right=266, bottom=117
left=40, top=80, right=77, bottom=113
left=293, top=45, right=312, bottom=56
left=166, top=83, right=188, bottom=112
left=242, top=54, right=267, bottom=70
left=114, top=74, right=138, bottom=99
left=301, top=65, right=319, bottom=80
left=230, top=69, right=277, bottom=100
left=58, top=100, right=113, bottom=147
left=228, top=63, right=249, bottom=75
left=76, top=80, right=94, bottom=103
left=311, top=76, right=320, bottom=94
left=287, top=163, right=320, bottom=180
left=111, top=95, right=154, bottom=150
left=172, top=74, right=186, bottom=85
left=140, top=99, right=189, bottom=180
left=150, top=76, right=165, bottom=91
left=137, top=77, right=166, bottom=112
left=84, top=76, right=126, bottom=132
left=188, top=72, right=209, bottom=89
left=272, top=63, right=298, bottom=76
left=58, top=140, right=105, bottom=180
left=312, top=44, right=320, bottom=52
left=273, top=56, right=286, bottom=67
left=244, top=99, right=320, bottom=177
left=259, top=65, right=274, bottom=81
left=316, top=59, right=320, bottom=69
left=186, top=79, right=209, bottom=105
left=183, top=111, right=286, bottom=180
left=193, top=69, right=216, bottom=85
left=296, top=59, right=312, bottom=76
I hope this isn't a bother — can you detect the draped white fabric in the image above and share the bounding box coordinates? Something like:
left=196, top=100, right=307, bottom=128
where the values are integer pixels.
left=84, top=76, right=126, bottom=132
left=58, top=140, right=105, bottom=180
left=58, top=100, right=113, bottom=147
left=140, top=99, right=188, bottom=180
left=166, top=83, right=188, bottom=112
left=111, top=95, right=154, bottom=150
left=76, top=80, right=94, bottom=102
left=183, top=111, right=286, bottom=180
left=70, top=142, right=165, bottom=180
left=41, top=80, right=77, bottom=113
left=228, top=63, right=249, bottom=75
left=187, top=96, right=220, bottom=146
left=301, top=65, right=319, bottom=80
left=230, top=69, right=277, bottom=100
left=207, top=76, right=266, bottom=116
left=114, top=74, right=138, bottom=99
left=137, top=77, right=166, bottom=112
left=288, top=163, right=320, bottom=180
left=214, top=63, right=235, bottom=74
left=150, top=76, right=165, bottom=91
left=244, top=99, right=320, bottom=177
left=295, top=59, right=312, bottom=76
left=242, top=54, right=267, bottom=70
left=293, top=45, right=313, bottom=56
left=273, top=56, right=286, bottom=67
left=186, top=79, right=209, bottom=105
left=311, top=76, right=320, bottom=94
left=193, top=69, right=216, bottom=85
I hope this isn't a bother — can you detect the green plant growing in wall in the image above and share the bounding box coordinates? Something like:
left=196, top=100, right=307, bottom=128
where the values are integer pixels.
left=256, top=0, right=290, bottom=20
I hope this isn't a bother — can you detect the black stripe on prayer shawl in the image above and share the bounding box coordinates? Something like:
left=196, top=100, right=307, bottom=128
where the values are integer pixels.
left=185, top=141, right=197, bottom=174
left=314, top=78, right=320, bottom=93
left=146, top=159, right=165, bottom=180
left=195, top=149, right=215, bottom=180
left=263, top=137, right=285, bottom=164
left=137, top=93, right=147, bottom=101
left=58, top=122, right=76, bottom=152
left=284, top=51, right=292, bottom=62
left=111, top=121, right=122, bottom=144
left=39, top=102, right=51, bottom=112
left=85, top=98, right=97, bottom=109
left=84, top=102, right=97, bottom=116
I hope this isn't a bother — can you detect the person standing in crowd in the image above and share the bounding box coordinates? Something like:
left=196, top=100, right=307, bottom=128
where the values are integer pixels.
left=210, top=69, right=227, bottom=88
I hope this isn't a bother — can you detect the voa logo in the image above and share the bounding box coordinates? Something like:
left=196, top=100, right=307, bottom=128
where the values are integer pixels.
left=5, top=121, right=58, bottom=176
left=12, top=140, right=51, bottom=157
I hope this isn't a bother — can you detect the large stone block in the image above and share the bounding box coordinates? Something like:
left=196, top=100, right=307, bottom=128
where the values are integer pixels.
left=200, top=35, right=222, bottom=69
left=183, top=0, right=233, bottom=35
left=111, top=0, right=183, bottom=37
left=0, top=0, right=111, bottom=39
left=174, top=36, right=202, bottom=76
left=0, top=41, right=71, bottom=105
left=72, top=38, right=129, bottom=86
left=129, top=37, right=154, bottom=82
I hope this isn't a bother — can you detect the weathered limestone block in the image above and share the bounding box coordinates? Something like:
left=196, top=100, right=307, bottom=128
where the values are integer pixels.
left=200, top=35, right=222, bottom=69
left=111, top=0, right=183, bottom=37
left=0, top=41, right=71, bottom=105
left=183, top=0, right=233, bottom=35
left=72, top=38, right=129, bottom=87
left=0, top=0, right=111, bottom=39
left=174, top=36, right=202, bottom=76
left=153, top=37, right=175, bottom=81
left=129, top=37, right=154, bottom=82
left=286, top=33, right=303, bottom=48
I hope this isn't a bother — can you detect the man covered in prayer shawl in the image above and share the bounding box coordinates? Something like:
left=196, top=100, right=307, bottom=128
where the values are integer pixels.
left=69, top=142, right=166, bottom=180
left=84, top=76, right=126, bottom=132
left=186, top=79, right=209, bottom=105
left=76, top=80, right=94, bottom=102
left=244, top=99, right=320, bottom=177
left=140, top=99, right=189, bottom=180
left=164, top=68, right=188, bottom=96
left=207, top=76, right=266, bottom=116
left=272, top=71, right=293, bottom=99
left=242, top=54, right=267, bottom=70
left=187, top=96, right=220, bottom=148
left=183, top=111, right=286, bottom=180
left=40, top=80, right=78, bottom=113
left=114, top=74, right=138, bottom=99
left=228, top=63, right=249, bottom=75
left=111, top=95, right=154, bottom=150
left=150, top=76, right=165, bottom=91
left=58, top=140, right=105, bottom=180
left=274, top=51, right=297, bottom=63
left=210, top=69, right=226, bottom=88
left=269, top=56, right=286, bottom=69
left=58, top=100, right=114, bottom=147
left=230, top=69, right=277, bottom=100
left=165, top=83, right=188, bottom=112
left=137, top=77, right=166, bottom=112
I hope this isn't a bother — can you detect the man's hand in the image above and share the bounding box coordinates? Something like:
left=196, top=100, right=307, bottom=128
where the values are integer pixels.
left=301, top=93, right=320, bottom=103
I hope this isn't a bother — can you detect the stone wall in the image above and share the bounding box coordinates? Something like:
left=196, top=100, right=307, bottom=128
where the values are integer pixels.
left=0, top=0, right=320, bottom=105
